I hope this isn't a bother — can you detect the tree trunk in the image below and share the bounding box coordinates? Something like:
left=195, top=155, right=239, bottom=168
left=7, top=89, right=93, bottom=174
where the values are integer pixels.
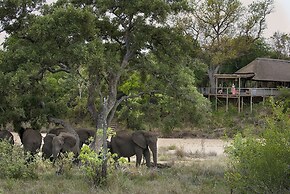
left=96, top=98, right=109, bottom=182
left=101, top=103, right=108, bottom=180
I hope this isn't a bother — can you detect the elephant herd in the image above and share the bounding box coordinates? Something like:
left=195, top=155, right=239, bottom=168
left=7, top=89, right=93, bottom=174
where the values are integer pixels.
left=0, top=128, right=158, bottom=167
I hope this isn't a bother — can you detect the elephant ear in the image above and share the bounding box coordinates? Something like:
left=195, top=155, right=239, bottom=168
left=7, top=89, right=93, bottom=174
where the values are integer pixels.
left=59, top=132, right=77, bottom=147
left=132, top=131, right=147, bottom=149
left=44, top=134, right=55, bottom=144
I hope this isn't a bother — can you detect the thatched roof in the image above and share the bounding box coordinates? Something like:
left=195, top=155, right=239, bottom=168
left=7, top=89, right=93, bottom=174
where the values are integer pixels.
left=235, top=58, right=290, bottom=82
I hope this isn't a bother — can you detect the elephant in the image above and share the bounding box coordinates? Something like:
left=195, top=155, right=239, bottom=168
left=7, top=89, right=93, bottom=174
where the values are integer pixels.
left=110, top=130, right=158, bottom=167
left=76, top=128, right=95, bottom=149
left=42, top=128, right=67, bottom=160
left=107, top=140, right=131, bottom=163
left=19, top=127, right=42, bottom=156
left=0, top=129, right=14, bottom=145
left=47, top=127, right=69, bottom=135
left=42, top=127, right=80, bottom=161
left=42, top=133, right=55, bottom=160
left=51, top=132, right=80, bottom=161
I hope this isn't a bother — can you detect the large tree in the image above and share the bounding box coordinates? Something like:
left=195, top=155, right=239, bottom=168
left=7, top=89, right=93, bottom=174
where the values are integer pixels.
left=0, top=3, right=94, bottom=129
left=183, top=0, right=274, bottom=88
left=270, top=32, right=290, bottom=59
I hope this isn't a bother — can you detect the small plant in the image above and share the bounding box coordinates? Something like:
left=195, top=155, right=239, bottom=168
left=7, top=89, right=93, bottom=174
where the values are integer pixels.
left=54, top=152, right=75, bottom=176
left=79, top=144, right=103, bottom=185
left=167, top=145, right=177, bottom=150
left=175, top=147, right=186, bottom=158
left=0, top=141, right=38, bottom=179
left=79, top=144, right=116, bottom=186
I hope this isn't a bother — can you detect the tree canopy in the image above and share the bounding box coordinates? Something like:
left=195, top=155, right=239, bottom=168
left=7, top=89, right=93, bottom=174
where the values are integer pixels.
left=180, top=0, right=274, bottom=88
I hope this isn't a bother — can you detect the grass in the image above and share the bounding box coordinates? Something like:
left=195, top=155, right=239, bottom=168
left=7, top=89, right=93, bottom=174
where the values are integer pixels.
left=159, top=144, right=219, bottom=164
left=0, top=158, right=230, bottom=194
left=167, top=144, right=177, bottom=150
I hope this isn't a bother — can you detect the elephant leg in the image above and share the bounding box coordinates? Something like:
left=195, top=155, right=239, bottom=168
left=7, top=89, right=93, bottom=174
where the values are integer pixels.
left=135, top=147, right=143, bottom=167
left=143, top=148, right=151, bottom=167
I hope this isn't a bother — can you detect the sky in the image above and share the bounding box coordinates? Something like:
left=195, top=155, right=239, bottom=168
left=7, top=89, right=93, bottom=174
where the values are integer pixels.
left=245, top=0, right=290, bottom=37
left=1, top=0, right=290, bottom=45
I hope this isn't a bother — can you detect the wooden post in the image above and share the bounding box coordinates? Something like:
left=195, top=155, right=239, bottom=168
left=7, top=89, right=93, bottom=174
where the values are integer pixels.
left=250, top=95, right=253, bottom=113
left=263, top=96, right=265, bottom=104
left=215, top=76, right=218, bottom=111
left=226, top=87, right=229, bottom=112
left=241, top=97, right=243, bottom=111
left=238, top=77, right=241, bottom=113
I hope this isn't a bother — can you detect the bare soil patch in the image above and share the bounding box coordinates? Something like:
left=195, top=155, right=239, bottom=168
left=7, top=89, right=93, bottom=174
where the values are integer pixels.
left=158, top=138, right=229, bottom=156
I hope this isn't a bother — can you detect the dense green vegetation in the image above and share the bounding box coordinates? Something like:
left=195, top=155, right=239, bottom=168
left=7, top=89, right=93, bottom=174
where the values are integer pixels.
left=225, top=99, right=290, bottom=193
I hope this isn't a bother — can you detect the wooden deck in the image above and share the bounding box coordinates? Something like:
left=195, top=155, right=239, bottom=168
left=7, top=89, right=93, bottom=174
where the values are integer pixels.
left=199, top=87, right=281, bottom=112
left=200, top=87, right=280, bottom=97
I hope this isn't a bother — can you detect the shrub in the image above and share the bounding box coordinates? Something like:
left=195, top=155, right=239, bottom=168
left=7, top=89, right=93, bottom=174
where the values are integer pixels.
left=53, top=152, right=75, bottom=176
left=0, top=141, right=38, bottom=179
left=225, top=99, right=290, bottom=193
left=78, top=144, right=118, bottom=186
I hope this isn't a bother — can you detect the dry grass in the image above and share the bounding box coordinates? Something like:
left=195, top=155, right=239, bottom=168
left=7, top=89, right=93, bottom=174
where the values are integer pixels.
left=0, top=157, right=230, bottom=194
left=158, top=144, right=219, bottom=165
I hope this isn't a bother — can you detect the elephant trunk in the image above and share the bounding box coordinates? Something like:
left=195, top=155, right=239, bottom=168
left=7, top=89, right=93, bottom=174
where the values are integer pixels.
left=149, top=142, right=157, bottom=167
left=52, top=138, right=62, bottom=160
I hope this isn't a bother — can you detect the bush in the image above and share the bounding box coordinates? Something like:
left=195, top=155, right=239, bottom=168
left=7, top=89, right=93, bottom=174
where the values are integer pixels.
left=0, top=141, right=38, bottom=179
left=78, top=144, right=118, bottom=186
left=53, top=152, right=75, bottom=176
left=225, top=99, right=290, bottom=193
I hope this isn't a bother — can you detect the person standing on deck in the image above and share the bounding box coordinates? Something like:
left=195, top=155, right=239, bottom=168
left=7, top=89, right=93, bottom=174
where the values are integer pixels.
left=231, top=83, right=236, bottom=95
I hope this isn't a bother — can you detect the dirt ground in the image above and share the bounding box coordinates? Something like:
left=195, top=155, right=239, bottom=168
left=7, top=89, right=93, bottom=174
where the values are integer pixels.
left=158, top=138, right=230, bottom=156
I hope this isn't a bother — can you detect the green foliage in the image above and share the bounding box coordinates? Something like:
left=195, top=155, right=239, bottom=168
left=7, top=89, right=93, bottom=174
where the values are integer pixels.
left=0, top=141, right=38, bottom=179
left=225, top=99, right=290, bottom=193
left=96, top=127, right=116, bottom=139
left=117, top=54, right=211, bottom=133
left=79, top=145, right=103, bottom=185
left=276, top=87, right=290, bottom=111
left=78, top=144, right=117, bottom=186
left=0, top=4, right=98, bottom=128
left=0, top=0, right=44, bottom=33
left=220, top=38, right=272, bottom=74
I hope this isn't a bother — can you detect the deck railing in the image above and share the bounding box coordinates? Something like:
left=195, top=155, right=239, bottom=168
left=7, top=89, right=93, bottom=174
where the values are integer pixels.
left=199, top=87, right=280, bottom=97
